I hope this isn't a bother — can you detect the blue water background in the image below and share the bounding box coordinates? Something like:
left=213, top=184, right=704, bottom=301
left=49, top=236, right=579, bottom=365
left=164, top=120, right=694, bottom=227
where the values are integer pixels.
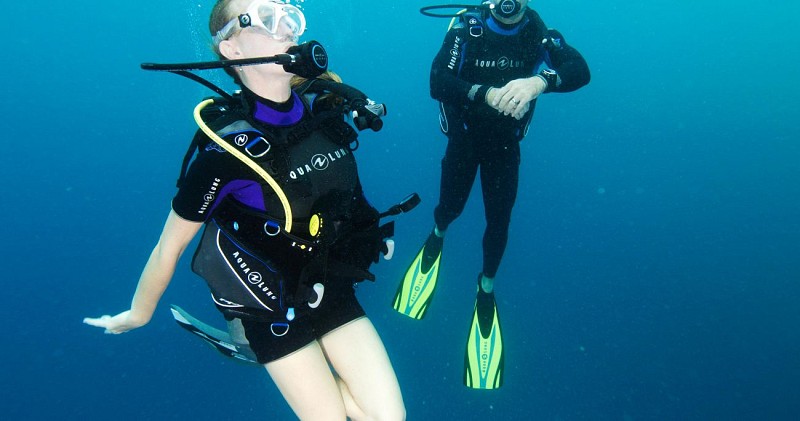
left=2, top=0, right=798, bottom=419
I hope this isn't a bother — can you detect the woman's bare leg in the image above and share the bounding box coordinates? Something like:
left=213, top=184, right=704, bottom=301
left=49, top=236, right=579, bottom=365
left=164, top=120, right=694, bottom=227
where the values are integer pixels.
left=320, top=317, right=406, bottom=421
left=265, top=342, right=347, bottom=421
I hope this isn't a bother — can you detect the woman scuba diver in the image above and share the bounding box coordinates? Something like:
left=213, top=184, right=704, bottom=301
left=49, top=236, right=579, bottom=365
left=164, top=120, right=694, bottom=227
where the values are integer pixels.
left=84, top=1, right=408, bottom=419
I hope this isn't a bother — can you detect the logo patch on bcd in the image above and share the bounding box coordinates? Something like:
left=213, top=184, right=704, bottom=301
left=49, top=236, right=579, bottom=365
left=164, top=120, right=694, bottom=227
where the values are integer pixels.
left=311, top=154, right=330, bottom=170
left=234, top=134, right=248, bottom=146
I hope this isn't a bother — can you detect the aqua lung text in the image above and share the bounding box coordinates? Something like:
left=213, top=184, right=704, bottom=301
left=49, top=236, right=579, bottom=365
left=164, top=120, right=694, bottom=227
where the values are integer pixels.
left=231, top=251, right=276, bottom=299
left=474, top=57, right=525, bottom=70
left=198, top=178, right=222, bottom=215
left=290, top=148, right=349, bottom=179
left=448, top=36, right=463, bottom=70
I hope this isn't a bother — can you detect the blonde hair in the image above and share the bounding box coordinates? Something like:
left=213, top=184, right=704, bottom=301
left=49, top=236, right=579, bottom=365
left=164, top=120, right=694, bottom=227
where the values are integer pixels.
left=209, top=0, right=241, bottom=81
left=291, top=71, right=345, bottom=111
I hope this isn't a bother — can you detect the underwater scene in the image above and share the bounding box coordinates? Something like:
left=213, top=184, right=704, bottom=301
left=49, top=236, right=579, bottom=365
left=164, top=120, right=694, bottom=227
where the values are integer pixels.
left=2, top=0, right=798, bottom=419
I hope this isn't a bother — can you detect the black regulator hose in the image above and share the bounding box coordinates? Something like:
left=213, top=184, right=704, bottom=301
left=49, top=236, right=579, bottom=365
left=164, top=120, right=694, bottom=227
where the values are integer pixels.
left=141, top=40, right=328, bottom=79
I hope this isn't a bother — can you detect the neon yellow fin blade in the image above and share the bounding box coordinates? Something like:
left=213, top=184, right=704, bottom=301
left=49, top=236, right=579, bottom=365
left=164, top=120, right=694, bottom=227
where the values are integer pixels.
left=392, top=230, right=443, bottom=319
left=464, top=288, right=504, bottom=389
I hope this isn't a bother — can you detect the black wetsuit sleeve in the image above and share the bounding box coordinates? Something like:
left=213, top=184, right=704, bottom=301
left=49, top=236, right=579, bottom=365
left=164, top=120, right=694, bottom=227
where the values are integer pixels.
left=171, top=134, right=253, bottom=222
left=545, top=29, right=591, bottom=93
left=430, top=25, right=488, bottom=107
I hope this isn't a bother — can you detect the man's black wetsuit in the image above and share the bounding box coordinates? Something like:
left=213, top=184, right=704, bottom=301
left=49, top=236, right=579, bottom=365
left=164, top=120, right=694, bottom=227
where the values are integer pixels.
left=430, top=7, right=590, bottom=278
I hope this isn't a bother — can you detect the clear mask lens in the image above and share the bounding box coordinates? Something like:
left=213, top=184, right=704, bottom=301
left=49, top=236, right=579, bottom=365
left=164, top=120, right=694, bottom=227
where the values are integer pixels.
left=213, top=0, right=306, bottom=45
left=256, top=2, right=305, bottom=39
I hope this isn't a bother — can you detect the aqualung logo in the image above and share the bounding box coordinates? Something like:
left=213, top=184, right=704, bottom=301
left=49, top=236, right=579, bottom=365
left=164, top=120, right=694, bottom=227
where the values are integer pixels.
left=234, top=134, right=248, bottom=146
left=497, top=57, right=510, bottom=70
left=198, top=178, right=221, bottom=215
left=448, top=36, right=463, bottom=70
left=290, top=148, right=349, bottom=179
left=474, top=56, right=524, bottom=70
left=231, top=251, right=276, bottom=299
left=312, top=154, right=329, bottom=170
left=247, top=272, right=262, bottom=285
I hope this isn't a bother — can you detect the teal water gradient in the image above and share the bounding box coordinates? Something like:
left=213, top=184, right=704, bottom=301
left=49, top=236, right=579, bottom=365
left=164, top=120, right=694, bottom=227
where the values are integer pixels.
left=2, top=0, right=798, bottom=419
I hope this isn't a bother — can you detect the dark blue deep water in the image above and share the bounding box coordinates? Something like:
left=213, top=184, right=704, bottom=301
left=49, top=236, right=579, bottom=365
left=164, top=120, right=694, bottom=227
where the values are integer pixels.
left=3, top=1, right=798, bottom=419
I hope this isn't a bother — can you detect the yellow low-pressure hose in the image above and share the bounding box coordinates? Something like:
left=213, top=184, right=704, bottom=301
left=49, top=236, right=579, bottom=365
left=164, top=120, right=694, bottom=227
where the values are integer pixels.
left=193, top=99, right=293, bottom=232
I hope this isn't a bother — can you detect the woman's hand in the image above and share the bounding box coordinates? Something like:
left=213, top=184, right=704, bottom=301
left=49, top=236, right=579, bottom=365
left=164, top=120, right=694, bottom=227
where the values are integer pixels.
left=84, top=310, right=148, bottom=334
left=83, top=211, right=203, bottom=336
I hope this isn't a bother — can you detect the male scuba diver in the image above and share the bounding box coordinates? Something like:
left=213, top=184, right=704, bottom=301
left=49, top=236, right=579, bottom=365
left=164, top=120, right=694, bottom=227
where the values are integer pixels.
left=393, top=0, right=590, bottom=389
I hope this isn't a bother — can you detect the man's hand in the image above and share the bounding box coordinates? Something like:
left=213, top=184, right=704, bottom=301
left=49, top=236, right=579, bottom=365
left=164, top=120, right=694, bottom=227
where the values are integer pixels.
left=486, top=76, right=547, bottom=120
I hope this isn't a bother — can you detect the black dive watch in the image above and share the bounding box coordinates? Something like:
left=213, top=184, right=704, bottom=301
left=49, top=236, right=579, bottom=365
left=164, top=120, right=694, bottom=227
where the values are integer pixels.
left=538, top=68, right=561, bottom=92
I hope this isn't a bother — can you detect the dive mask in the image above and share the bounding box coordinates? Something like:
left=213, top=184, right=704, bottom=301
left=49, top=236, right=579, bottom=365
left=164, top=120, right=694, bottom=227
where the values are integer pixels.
left=214, top=0, right=306, bottom=45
